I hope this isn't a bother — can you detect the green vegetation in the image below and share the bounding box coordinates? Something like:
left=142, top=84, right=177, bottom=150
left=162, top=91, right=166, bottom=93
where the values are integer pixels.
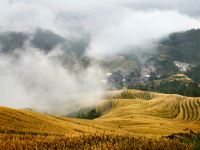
left=149, top=29, right=200, bottom=84
left=187, top=65, right=200, bottom=83
left=152, top=58, right=178, bottom=78
left=76, top=108, right=101, bottom=119
left=158, top=29, right=200, bottom=64
left=166, top=131, right=200, bottom=150
left=135, top=74, right=200, bottom=97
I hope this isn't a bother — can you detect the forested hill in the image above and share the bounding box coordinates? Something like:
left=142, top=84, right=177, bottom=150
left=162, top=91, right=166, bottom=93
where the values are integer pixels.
left=154, top=29, right=200, bottom=83
left=158, top=29, right=200, bottom=64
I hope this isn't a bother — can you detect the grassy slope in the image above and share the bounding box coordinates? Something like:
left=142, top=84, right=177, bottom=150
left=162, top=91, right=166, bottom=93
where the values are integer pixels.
left=0, top=90, right=200, bottom=138
left=99, top=90, right=200, bottom=136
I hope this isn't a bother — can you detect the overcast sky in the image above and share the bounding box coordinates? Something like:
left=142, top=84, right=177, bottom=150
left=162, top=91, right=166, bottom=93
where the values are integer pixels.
left=1, top=0, right=199, bottom=57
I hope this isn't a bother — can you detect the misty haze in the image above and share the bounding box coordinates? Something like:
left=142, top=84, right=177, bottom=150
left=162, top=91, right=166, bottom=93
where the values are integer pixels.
left=0, top=0, right=200, bottom=149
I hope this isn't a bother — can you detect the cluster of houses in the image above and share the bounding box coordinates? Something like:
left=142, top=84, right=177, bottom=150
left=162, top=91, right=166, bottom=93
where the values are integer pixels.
left=101, top=58, right=193, bottom=90
left=174, top=61, right=191, bottom=72
left=102, top=64, right=157, bottom=89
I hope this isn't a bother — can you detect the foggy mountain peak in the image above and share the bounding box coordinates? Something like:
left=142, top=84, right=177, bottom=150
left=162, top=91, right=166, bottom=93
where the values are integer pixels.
left=31, top=28, right=65, bottom=51
left=0, top=29, right=65, bottom=53
left=0, top=31, right=28, bottom=53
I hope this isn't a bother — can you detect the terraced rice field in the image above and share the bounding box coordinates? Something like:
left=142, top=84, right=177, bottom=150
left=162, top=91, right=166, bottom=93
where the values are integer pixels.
left=0, top=90, right=200, bottom=138
left=102, top=90, right=200, bottom=123
left=104, top=90, right=155, bottom=100
left=94, top=90, right=200, bottom=137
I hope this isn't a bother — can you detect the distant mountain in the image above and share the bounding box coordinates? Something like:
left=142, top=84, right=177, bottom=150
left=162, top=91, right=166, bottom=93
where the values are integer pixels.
left=153, top=29, right=200, bottom=82
left=101, top=29, right=200, bottom=79
left=0, top=31, right=28, bottom=52
left=158, top=29, right=200, bottom=64
left=1, top=28, right=200, bottom=91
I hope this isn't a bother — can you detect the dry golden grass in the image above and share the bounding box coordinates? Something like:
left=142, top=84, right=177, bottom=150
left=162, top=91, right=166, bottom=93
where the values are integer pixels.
left=0, top=89, right=200, bottom=149
left=98, top=90, right=200, bottom=136
left=0, top=133, right=193, bottom=150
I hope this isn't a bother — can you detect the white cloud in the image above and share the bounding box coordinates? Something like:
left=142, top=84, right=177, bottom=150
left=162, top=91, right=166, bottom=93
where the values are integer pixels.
left=0, top=0, right=200, bottom=113
left=0, top=47, right=105, bottom=114
left=86, top=10, right=200, bottom=58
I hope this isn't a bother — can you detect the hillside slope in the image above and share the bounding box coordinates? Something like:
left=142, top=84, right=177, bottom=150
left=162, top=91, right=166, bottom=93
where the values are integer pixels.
left=158, top=29, right=200, bottom=64
left=0, top=90, right=200, bottom=138
left=137, top=74, right=200, bottom=97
